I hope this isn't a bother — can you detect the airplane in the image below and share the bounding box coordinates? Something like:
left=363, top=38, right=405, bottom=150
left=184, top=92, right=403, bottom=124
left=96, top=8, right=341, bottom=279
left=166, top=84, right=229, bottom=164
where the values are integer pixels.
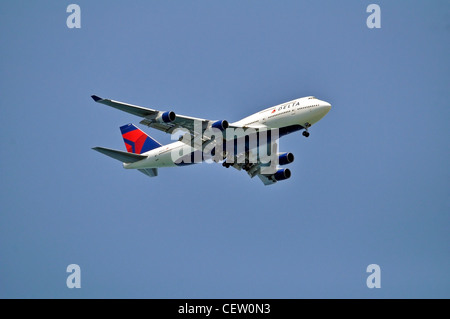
left=91, top=95, right=331, bottom=185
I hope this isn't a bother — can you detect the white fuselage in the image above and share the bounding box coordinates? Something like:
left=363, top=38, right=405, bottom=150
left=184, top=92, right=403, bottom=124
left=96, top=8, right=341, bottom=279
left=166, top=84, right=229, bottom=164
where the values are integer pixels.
left=124, top=96, right=331, bottom=169
left=233, top=96, right=331, bottom=128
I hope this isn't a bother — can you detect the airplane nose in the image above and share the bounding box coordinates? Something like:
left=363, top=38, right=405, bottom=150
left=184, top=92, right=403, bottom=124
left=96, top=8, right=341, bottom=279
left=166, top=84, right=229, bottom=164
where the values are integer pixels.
left=314, top=101, right=331, bottom=119
left=319, top=101, right=331, bottom=115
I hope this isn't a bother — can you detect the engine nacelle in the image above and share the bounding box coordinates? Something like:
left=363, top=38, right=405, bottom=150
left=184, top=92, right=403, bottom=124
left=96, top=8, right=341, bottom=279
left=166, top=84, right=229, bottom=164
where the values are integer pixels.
left=274, top=168, right=291, bottom=181
left=278, top=152, right=294, bottom=165
left=211, top=119, right=229, bottom=131
left=156, top=111, right=176, bottom=123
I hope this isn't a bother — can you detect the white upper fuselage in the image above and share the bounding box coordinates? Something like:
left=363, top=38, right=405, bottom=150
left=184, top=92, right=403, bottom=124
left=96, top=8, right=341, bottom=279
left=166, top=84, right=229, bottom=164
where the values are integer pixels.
left=124, top=96, right=331, bottom=169
left=231, top=96, right=331, bottom=129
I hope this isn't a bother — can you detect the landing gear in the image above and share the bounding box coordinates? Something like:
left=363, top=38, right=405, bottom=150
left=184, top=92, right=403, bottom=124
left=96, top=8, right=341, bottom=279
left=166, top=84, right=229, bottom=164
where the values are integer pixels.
left=222, top=162, right=231, bottom=168
left=302, top=122, right=311, bottom=138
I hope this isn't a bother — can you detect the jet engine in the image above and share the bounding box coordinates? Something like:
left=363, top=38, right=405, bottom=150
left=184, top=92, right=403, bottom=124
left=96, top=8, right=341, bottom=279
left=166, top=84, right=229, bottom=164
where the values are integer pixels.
left=211, top=120, right=229, bottom=131
left=278, top=152, right=295, bottom=165
left=156, top=111, right=176, bottom=123
left=274, top=168, right=291, bottom=181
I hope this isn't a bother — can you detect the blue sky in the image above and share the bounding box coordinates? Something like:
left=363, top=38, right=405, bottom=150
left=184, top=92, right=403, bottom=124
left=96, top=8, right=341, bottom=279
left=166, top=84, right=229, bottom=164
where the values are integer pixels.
left=0, top=1, right=448, bottom=298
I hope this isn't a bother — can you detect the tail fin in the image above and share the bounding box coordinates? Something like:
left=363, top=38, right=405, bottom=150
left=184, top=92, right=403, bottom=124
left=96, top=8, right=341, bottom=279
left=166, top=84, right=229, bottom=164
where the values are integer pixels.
left=120, top=123, right=162, bottom=154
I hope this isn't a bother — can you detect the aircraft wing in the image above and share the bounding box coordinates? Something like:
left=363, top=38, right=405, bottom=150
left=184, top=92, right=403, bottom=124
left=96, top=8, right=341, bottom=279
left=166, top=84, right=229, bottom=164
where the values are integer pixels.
left=257, top=173, right=278, bottom=186
left=91, top=95, right=230, bottom=136
left=223, top=157, right=290, bottom=186
left=220, top=142, right=292, bottom=186
left=227, top=159, right=283, bottom=186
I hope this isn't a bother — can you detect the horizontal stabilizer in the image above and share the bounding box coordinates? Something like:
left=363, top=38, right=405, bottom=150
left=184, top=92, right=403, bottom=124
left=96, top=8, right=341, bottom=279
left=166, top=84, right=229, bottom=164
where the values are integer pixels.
left=92, top=146, right=146, bottom=163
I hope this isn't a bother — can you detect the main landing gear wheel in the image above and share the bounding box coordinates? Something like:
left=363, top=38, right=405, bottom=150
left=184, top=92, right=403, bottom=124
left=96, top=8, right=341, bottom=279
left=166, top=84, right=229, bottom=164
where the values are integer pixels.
left=302, top=131, right=310, bottom=137
left=222, top=162, right=231, bottom=168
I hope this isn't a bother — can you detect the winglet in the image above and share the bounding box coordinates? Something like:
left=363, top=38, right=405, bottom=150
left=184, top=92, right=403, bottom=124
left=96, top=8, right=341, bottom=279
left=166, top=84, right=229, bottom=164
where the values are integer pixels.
left=91, top=95, right=102, bottom=102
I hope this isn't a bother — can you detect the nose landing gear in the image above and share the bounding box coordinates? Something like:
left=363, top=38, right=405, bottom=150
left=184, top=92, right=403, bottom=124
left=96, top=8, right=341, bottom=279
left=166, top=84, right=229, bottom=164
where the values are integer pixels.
left=302, top=122, right=311, bottom=138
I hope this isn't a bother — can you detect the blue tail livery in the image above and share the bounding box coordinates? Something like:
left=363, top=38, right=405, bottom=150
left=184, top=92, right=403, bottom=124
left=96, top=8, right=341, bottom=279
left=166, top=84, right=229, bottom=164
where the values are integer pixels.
left=120, top=123, right=161, bottom=154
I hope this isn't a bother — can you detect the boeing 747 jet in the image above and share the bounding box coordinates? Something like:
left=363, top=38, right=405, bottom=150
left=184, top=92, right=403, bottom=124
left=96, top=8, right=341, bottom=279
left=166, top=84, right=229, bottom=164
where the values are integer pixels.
left=92, top=95, right=331, bottom=185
